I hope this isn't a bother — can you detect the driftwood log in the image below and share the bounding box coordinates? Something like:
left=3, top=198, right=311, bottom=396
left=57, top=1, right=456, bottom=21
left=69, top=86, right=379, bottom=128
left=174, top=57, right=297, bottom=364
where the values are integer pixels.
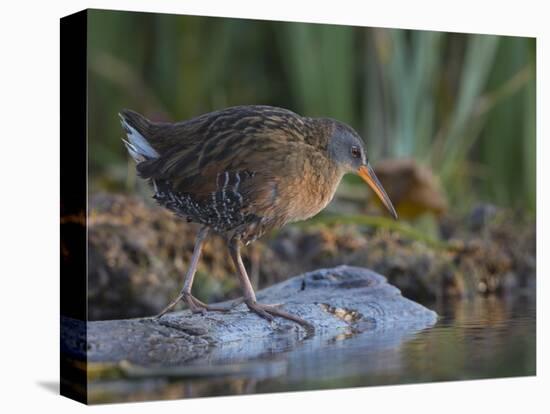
left=63, top=266, right=437, bottom=369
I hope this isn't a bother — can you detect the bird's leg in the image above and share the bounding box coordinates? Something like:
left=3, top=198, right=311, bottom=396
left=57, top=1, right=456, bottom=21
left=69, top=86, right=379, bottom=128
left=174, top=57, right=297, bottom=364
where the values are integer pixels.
left=228, top=237, right=313, bottom=329
left=156, top=227, right=231, bottom=318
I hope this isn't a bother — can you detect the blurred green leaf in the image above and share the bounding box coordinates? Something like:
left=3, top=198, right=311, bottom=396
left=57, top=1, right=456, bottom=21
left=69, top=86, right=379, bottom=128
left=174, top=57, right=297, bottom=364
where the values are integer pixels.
left=87, top=10, right=536, bottom=213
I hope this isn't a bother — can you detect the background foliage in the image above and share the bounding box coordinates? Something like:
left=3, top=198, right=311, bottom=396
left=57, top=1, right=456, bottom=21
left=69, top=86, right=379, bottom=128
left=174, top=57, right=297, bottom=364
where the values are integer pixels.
left=88, top=9, right=536, bottom=213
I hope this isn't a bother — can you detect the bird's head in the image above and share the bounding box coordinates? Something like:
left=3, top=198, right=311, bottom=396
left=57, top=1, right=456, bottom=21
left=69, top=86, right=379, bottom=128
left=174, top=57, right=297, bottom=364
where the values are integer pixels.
left=327, top=120, right=398, bottom=220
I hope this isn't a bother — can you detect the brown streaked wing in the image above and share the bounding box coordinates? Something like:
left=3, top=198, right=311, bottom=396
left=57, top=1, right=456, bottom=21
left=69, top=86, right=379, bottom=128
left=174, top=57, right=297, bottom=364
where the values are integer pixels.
left=138, top=107, right=310, bottom=201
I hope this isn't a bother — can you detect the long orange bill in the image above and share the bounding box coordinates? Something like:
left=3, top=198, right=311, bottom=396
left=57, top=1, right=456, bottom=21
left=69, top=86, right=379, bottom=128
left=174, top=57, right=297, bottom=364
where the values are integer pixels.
left=358, top=164, right=398, bottom=220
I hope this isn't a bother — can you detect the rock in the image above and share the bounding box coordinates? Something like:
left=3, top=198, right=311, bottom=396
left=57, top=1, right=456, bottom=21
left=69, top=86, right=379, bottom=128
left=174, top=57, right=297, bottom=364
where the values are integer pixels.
left=63, top=266, right=437, bottom=368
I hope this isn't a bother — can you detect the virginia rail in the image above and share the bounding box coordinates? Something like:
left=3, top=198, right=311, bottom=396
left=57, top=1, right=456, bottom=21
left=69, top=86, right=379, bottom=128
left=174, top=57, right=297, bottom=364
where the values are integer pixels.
left=121, top=105, right=397, bottom=328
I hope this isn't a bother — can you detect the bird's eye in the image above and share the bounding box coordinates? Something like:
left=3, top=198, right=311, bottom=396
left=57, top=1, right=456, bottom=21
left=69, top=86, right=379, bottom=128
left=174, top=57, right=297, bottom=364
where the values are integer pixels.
left=351, top=146, right=361, bottom=158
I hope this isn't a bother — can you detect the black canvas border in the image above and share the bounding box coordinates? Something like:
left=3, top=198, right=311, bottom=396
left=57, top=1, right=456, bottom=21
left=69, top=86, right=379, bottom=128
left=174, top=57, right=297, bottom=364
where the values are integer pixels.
left=60, top=9, right=88, bottom=404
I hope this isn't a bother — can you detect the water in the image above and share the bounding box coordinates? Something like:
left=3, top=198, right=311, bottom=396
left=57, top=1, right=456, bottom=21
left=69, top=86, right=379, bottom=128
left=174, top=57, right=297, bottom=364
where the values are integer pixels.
left=90, top=295, right=536, bottom=403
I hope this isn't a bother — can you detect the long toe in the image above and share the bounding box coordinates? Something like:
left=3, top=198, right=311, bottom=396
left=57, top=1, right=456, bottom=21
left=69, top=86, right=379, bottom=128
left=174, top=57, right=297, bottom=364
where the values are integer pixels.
left=245, top=301, right=313, bottom=329
left=204, top=303, right=232, bottom=312
left=264, top=306, right=313, bottom=330
left=189, top=306, right=207, bottom=315
left=155, top=293, right=185, bottom=318
left=245, top=301, right=275, bottom=322
left=256, top=303, right=283, bottom=309
left=187, top=294, right=233, bottom=313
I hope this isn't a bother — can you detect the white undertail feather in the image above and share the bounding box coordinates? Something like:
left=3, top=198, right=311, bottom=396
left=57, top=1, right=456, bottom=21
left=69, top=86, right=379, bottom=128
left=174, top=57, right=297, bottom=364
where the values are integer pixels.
left=119, top=113, right=159, bottom=162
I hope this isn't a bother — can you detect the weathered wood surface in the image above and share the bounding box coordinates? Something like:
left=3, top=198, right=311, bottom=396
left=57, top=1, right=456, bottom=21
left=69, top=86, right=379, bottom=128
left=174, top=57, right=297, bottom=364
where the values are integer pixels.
left=63, top=266, right=438, bottom=368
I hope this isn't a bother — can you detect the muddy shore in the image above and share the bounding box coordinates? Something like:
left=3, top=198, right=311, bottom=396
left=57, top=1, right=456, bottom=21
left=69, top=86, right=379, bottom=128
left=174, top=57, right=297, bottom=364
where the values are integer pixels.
left=80, top=193, right=535, bottom=320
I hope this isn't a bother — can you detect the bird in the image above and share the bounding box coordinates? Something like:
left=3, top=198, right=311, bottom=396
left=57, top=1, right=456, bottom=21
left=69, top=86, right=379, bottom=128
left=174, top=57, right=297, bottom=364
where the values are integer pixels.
left=120, top=105, right=397, bottom=329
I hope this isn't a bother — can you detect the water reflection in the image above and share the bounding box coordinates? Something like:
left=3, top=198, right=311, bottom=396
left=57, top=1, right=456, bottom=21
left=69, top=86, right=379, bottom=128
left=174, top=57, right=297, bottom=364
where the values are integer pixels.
left=89, top=295, right=535, bottom=403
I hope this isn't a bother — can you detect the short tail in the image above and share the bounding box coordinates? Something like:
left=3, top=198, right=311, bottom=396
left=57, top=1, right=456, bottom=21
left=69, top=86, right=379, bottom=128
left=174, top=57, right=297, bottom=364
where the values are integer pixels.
left=119, top=109, right=159, bottom=162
